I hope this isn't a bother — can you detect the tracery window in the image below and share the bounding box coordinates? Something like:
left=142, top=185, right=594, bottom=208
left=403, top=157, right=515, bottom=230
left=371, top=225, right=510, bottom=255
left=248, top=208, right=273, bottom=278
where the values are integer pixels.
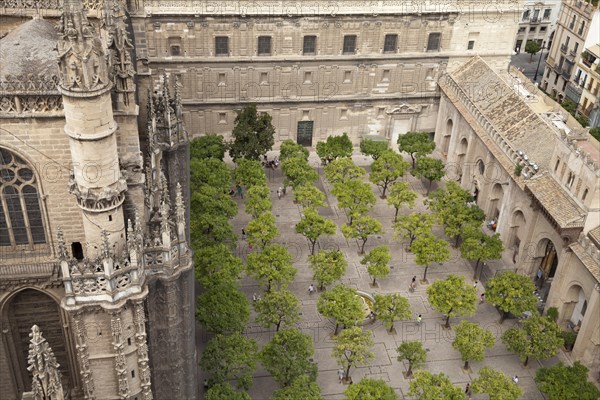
left=0, top=148, right=46, bottom=249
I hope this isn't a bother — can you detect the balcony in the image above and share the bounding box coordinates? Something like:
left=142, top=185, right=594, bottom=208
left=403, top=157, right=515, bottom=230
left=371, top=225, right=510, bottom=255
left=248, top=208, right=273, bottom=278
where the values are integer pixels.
left=560, top=44, right=568, bottom=54
left=569, top=49, right=578, bottom=57
left=561, top=69, right=572, bottom=80
left=530, top=17, right=541, bottom=24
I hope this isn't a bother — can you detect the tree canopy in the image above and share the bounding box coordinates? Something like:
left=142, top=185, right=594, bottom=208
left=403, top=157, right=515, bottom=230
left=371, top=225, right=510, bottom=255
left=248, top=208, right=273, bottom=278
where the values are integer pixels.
left=411, top=156, right=445, bottom=194
left=309, top=249, right=347, bottom=290
left=342, top=215, right=384, bottom=254
left=397, top=131, right=436, bottom=168
left=246, top=211, right=279, bottom=249
left=387, top=182, right=418, bottom=222
left=196, top=282, right=250, bottom=334
left=332, top=326, right=375, bottom=381
left=296, top=209, right=337, bottom=255
left=535, top=361, right=600, bottom=400
left=369, top=150, right=410, bottom=198
left=410, top=233, right=450, bottom=281
left=254, top=289, right=301, bottom=331
left=280, top=139, right=309, bottom=161
left=501, top=313, right=564, bottom=366
left=460, top=229, right=503, bottom=280
left=373, top=293, right=412, bottom=332
left=525, top=40, right=542, bottom=61
left=260, top=329, right=317, bottom=387
left=360, top=138, right=389, bottom=160
left=324, top=157, right=366, bottom=185
left=205, top=383, right=251, bottom=400
left=316, top=133, right=353, bottom=163
left=317, top=284, right=364, bottom=334
left=200, top=333, right=258, bottom=390
left=361, top=246, right=391, bottom=285
left=393, top=212, right=435, bottom=246
left=344, top=378, right=398, bottom=400
left=244, top=184, right=272, bottom=218
left=282, top=155, right=319, bottom=189
left=233, top=158, right=268, bottom=189
left=332, top=180, right=376, bottom=225
left=271, top=375, right=324, bottom=400
left=294, top=184, right=326, bottom=209
left=229, top=104, right=275, bottom=160
left=426, top=274, right=477, bottom=328
left=190, top=158, right=231, bottom=192
left=408, top=371, right=464, bottom=400
left=485, top=271, right=539, bottom=323
left=190, top=134, right=227, bottom=160
left=452, top=320, right=495, bottom=370
left=194, top=244, right=243, bottom=288
left=396, top=341, right=427, bottom=377
left=246, top=244, right=296, bottom=292
left=471, top=366, right=523, bottom=400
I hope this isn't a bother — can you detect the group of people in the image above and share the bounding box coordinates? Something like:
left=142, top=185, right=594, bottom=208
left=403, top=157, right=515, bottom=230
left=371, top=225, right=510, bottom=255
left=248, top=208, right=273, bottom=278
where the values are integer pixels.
left=263, top=155, right=279, bottom=169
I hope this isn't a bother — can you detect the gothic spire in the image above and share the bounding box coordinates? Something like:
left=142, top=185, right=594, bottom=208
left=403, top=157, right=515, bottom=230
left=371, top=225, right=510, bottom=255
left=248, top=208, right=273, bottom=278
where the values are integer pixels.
left=56, top=227, right=68, bottom=260
left=27, top=325, right=65, bottom=400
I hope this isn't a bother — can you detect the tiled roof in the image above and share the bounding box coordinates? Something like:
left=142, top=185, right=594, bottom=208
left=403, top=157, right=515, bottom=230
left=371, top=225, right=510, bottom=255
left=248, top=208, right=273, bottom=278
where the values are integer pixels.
left=569, top=243, right=600, bottom=283
left=525, top=173, right=585, bottom=229
left=589, top=226, right=600, bottom=247
left=448, top=57, right=557, bottom=170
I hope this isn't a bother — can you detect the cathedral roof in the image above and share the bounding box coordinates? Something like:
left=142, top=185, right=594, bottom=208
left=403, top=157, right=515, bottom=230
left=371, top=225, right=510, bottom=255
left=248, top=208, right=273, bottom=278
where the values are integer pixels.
left=0, top=17, right=59, bottom=80
left=447, top=56, right=557, bottom=172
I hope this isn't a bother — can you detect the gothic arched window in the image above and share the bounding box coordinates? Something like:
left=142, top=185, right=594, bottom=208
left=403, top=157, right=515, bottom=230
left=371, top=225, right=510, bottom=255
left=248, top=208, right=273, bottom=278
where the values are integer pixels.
left=0, top=148, right=46, bottom=249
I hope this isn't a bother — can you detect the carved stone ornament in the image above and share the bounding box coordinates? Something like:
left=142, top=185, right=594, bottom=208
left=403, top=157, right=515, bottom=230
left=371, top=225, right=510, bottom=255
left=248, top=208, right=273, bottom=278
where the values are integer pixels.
left=106, top=0, right=136, bottom=109
left=56, top=0, right=110, bottom=93
left=385, top=104, right=425, bottom=115
left=27, top=325, right=65, bottom=400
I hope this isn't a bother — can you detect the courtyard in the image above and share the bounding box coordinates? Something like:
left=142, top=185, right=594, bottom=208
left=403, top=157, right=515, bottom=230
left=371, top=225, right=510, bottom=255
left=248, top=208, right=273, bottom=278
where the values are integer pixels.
left=194, top=147, right=576, bottom=399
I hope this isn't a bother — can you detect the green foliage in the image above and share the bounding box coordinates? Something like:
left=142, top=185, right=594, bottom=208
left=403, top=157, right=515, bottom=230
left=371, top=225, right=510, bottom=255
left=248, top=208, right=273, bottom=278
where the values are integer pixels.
left=194, top=244, right=243, bottom=288
left=271, top=375, right=324, bottom=400
left=373, top=293, right=412, bottom=332
left=344, top=378, right=398, bottom=400
left=393, top=212, right=435, bottom=246
left=191, top=185, right=237, bottom=219
left=332, top=180, right=376, bottom=224
left=387, top=182, right=418, bottom=221
left=408, top=371, right=464, bottom=400
left=254, top=289, right=300, bottom=332
left=332, top=326, right=375, bottom=380
left=524, top=40, right=542, bottom=60
left=229, top=104, right=275, bottom=160
left=501, top=313, right=564, bottom=366
left=427, top=274, right=477, bottom=328
left=190, top=213, right=237, bottom=249
left=546, top=307, right=559, bottom=322
left=282, top=156, right=318, bottom=189
left=427, top=182, right=485, bottom=246
left=410, top=233, right=450, bottom=281
left=341, top=215, right=384, bottom=254
left=361, top=246, right=391, bottom=285
left=190, top=158, right=231, bottom=192
left=233, top=158, right=268, bottom=189
left=317, top=285, right=364, bottom=334
left=369, top=150, right=410, bottom=198
left=244, top=185, right=272, bottom=218
left=452, top=320, right=495, bottom=369
left=294, top=185, right=326, bottom=209
left=280, top=139, right=309, bottom=161
left=561, top=330, right=577, bottom=349
left=205, top=383, right=251, bottom=400
left=460, top=230, right=503, bottom=279
left=316, top=133, right=353, bottom=163
left=396, top=341, right=427, bottom=376
left=246, top=211, right=279, bottom=249
left=360, top=138, right=389, bottom=160
left=535, top=361, right=600, bottom=400
left=411, top=156, right=445, bottom=194
left=296, top=209, right=337, bottom=255
left=515, top=164, right=523, bottom=176
left=324, top=157, right=366, bottom=185
left=190, top=134, right=227, bottom=160
left=196, top=283, right=250, bottom=334
left=260, top=329, right=317, bottom=387
left=485, top=271, right=539, bottom=323
left=246, top=244, right=296, bottom=292
left=200, top=333, right=258, bottom=390
left=471, top=367, right=523, bottom=400
left=309, top=249, right=347, bottom=290
left=590, top=127, right=600, bottom=142
left=397, top=132, right=436, bottom=168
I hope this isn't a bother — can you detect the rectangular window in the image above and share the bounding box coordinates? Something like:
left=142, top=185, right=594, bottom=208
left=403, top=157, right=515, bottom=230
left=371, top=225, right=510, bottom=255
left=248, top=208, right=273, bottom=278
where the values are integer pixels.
left=343, top=70, right=352, bottom=83
left=340, top=109, right=348, bottom=120
left=569, top=15, right=576, bottom=30
left=540, top=26, right=547, bottom=32
left=522, top=10, right=530, bottom=20
left=381, top=69, right=390, bottom=82
left=578, top=21, right=585, bottom=35
left=304, top=71, right=312, bottom=83
left=258, top=36, right=272, bottom=55
left=218, top=113, right=227, bottom=124
left=543, top=9, right=551, bottom=19
left=518, top=27, right=526, bottom=33
left=427, top=33, right=441, bottom=51
left=343, top=35, right=357, bottom=54
left=303, top=35, right=316, bottom=55
left=215, top=36, right=229, bottom=56
left=383, top=34, right=398, bottom=53
left=467, top=40, right=475, bottom=50
left=218, top=73, right=226, bottom=86
left=260, top=72, right=268, bottom=84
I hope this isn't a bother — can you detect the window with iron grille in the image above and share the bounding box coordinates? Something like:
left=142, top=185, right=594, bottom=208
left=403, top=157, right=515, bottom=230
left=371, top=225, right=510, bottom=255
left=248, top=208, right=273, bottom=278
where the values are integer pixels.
left=343, top=35, right=357, bottom=54
left=467, top=40, right=475, bottom=50
left=383, top=34, right=397, bottom=53
left=0, top=148, right=46, bottom=249
left=215, top=36, right=229, bottom=56
left=303, top=35, right=316, bottom=55
left=258, top=36, right=272, bottom=55
left=426, top=33, right=441, bottom=51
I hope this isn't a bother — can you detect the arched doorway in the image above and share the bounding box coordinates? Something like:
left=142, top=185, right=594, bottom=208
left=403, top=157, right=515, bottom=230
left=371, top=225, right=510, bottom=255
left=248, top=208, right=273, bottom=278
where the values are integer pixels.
left=562, top=285, right=587, bottom=332
left=441, top=119, right=453, bottom=155
left=488, top=183, right=504, bottom=221
left=456, top=138, right=468, bottom=182
left=534, top=239, right=559, bottom=304
left=2, top=289, right=75, bottom=396
left=510, top=210, right=526, bottom=264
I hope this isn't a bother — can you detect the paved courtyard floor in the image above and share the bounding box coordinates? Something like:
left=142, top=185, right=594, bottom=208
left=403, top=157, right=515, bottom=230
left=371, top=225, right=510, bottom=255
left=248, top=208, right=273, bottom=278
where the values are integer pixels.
left=197, top=149, right=569, bottom=399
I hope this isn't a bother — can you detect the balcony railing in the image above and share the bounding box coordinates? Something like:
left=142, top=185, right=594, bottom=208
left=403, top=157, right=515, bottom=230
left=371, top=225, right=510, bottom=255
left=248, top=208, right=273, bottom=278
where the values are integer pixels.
left=569, top=49, right=578, bottom=57
left=560, top=44, right=568, bottom=54
left=530, top=17, right=541, bottom=24
left=562, top=70, right=572, bottom=80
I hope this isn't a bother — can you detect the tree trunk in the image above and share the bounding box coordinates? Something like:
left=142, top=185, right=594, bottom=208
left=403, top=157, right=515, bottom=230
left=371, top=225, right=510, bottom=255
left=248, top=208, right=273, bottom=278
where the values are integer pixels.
left=523, top=356, right=529, bottom=367
left=499, top=310, right=507, bottom=324
left=388, top=322, right=394, bottom=333
left=319, top=282, right=325, bottom=291
left=345, top=365, right=351, bottom=381
left=454, top=235, right=461, bottom=247
left=372, top=276, right=377, bottom=285
left=310, top=240, right=317, bottom=255
left=406, top=363, right=413, bottom=377
left=334, top=322, right=340, bottom=335
left=349, top=214, right=354, bottom=226
left=360, top=238, right=367, bottom=254
left=464, top=360, right=469, bottom=370
left=394, top=207, right=399, bottom=222
left=423, top=265, right=429, bottom=282
left=445, top=308, right=452, bottom=328
left=276, top=320, right=281, bottom=332
left=409, top=234, right=415, bottom=246
left=473, top=259, right=481, bottom=280
left=427, top=179, right=432, bottom=195
left=267, top=280, right=272, bottom=293
left=410, top=154, right=416, bottom=168
left=381, top=184, right=388, bottom=198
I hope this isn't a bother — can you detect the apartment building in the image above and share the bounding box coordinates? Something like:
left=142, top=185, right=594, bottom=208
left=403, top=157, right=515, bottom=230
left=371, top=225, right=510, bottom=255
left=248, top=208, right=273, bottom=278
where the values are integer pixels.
left=514, top=0, right=562, bottom=53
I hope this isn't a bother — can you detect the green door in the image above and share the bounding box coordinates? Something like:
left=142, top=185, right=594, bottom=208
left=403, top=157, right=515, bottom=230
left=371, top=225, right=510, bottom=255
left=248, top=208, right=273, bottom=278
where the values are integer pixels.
left=297, top=121, right=314, bottom=147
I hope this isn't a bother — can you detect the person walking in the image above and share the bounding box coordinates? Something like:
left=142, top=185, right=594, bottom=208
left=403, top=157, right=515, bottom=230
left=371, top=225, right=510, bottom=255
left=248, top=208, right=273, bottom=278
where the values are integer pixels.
left=479, top=293, right=485, bottom=304
left=465, top=382, right=472, bottom=399
left=308, top=284, right=315, bottom=295
left=277, top=187, right=282, bottom=199
left=241, top=228, right=246, bottom=240
left=236, top=185, right=243, bottom=199
left=338, top=368, right=345, bottom=383
left=410, top=276, right=417, bottom=292
left=512, top=375, right=519, bottom=384
left=416, top=314, right=422, bottom=325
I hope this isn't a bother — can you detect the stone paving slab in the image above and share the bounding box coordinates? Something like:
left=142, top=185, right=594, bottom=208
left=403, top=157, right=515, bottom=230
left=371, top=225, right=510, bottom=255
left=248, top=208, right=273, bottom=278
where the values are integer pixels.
left=198, top=150, right=553, bottom=399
